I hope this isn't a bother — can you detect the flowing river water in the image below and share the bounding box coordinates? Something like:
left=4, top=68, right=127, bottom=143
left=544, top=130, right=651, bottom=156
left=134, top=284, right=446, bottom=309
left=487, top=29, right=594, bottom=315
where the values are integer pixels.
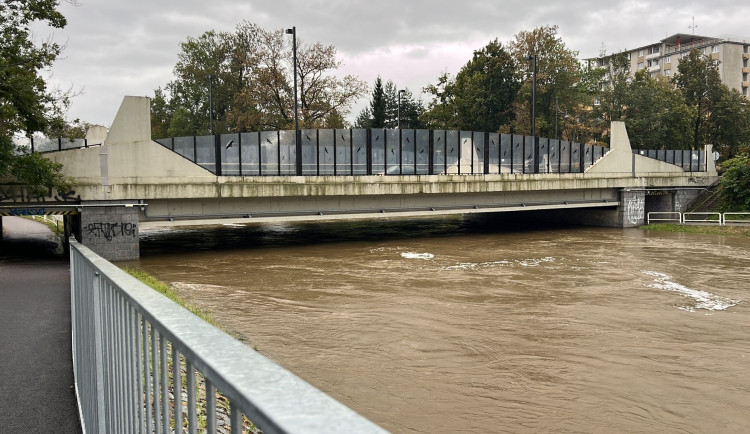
left=131, top=217, right=750, bottom=433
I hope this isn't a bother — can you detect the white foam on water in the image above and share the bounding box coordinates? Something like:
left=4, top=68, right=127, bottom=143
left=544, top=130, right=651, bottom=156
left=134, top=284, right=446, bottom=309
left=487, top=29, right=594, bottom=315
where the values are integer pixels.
left=222, top=223, right=245, bottom=228
left=517, top=257, right=555, bottom=267
left=441, top=260, right=513, bottom=271
left=642, top=271, right=740, bottom=312
left=401, top=252, right=435, bottom=260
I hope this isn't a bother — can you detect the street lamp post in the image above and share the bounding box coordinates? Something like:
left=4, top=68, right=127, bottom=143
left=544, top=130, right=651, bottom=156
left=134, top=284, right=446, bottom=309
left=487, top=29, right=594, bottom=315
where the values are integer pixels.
left=397, top=89, right=405, bottom=129
left=526, top=55, right=538, bottom=173
left=286, top=26, right=300, bottom=174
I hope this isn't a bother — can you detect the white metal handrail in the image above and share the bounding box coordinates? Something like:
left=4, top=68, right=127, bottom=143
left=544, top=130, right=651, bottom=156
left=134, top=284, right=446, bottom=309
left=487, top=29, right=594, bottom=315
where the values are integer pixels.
left=70, top=239, right=386, bottom=434
left=722, top=212, right=750, bottom=225
left=646, top=211, right=682, bottom=224
left=683, top=212, right=723, bottom=225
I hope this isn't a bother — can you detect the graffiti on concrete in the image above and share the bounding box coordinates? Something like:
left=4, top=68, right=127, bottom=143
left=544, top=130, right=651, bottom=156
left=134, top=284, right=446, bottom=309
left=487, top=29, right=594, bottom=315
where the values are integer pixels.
left=7, top=208, right=46, bottom=216
left=626, top=196, right=644, bottom=225
left=0, top=185, right=81, bottom=203
left=85, top=222, right=138, bottom=242
left=674, top=199, right=683, bottom=212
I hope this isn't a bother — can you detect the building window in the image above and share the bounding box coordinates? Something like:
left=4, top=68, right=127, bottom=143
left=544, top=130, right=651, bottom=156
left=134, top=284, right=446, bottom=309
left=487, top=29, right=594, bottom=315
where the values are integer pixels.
left=638, top=62, right=644, bottom=70
left=712, top=45, right=720, bottom=53
left=638, top=49, right=645, bottom=57
left=665, top=55, right=671, bottom=64
left=627, top=52, right=632, bottom=60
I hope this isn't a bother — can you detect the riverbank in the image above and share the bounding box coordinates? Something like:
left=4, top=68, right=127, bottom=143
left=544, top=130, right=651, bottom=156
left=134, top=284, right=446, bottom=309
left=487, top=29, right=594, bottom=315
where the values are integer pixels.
left=642, top=223, right=750, bottom=237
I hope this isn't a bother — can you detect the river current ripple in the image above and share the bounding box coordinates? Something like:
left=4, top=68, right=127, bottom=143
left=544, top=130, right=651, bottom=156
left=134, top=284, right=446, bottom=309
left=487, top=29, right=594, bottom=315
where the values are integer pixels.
left=133, top=218, right=750, bottom=433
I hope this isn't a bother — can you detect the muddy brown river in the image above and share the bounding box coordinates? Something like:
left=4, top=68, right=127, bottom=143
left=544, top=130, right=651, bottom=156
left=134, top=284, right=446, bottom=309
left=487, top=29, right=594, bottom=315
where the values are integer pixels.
left=131, top=217, right=750, bottom=433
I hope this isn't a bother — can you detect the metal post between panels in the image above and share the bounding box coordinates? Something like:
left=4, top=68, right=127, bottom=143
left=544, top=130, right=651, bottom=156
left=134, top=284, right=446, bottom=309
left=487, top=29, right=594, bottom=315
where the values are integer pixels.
left=443, top=131, right=447, bottom=174
left=428, top=130, right=434, bottom=175
left=366, top=129, right=373, bottom=175
left=412, top=129, right=417, bottom=175
left=257, top=132, right=262, bottom=176
left=333, top=130, right=338, bottom=176
left=238, top=133, right=243, bottom=176
left=398, top=128, right=403, bottom=175
left=350, top=129, right=354, bottom=175
left=457, top=132, right=462, bottom=175
left=316, top=129, right=320, bottom=176
left=276, top=131, right=281, bottom=176
left=579, top=143, right=585, bottom=173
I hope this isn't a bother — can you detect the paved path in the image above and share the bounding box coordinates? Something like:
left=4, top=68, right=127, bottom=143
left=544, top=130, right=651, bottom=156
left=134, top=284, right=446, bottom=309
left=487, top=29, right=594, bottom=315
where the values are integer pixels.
left=0, top=217, right=82, bottom=433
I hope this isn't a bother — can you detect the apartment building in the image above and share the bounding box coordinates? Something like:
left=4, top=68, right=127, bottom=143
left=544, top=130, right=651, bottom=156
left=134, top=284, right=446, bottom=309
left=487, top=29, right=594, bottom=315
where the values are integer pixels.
left=589, top=33, right=750, bottom=98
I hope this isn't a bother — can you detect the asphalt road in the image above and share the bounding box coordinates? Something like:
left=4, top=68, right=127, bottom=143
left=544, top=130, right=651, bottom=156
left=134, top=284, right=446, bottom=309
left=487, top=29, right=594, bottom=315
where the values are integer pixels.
left=0, top=217, right=82, bottom=433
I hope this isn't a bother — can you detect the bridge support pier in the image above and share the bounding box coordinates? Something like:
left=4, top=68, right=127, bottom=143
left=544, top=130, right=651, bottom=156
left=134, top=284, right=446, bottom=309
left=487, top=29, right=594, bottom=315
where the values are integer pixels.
left=71, top=201, right=140, bottom=261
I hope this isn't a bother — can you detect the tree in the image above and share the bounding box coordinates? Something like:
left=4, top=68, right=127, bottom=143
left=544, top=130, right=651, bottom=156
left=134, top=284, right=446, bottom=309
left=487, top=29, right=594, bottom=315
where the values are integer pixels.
left=622, top=71, right=694, bottom=149
left=422, top=39, right=519, bottom=132
left=355, top=78, right=423, bottom=129
left=421, top=72, right=458, bottom=129
left=672, top=49, right=724, bottom=150
left=719, top=155, right=750, bottom=211
left=507, top=26, right=582, bottom=138
left=0, top=0, right=73, bottom=195
left=153, top=22, right=366, bottom=136
left=706, top=86, right=750, bottom=159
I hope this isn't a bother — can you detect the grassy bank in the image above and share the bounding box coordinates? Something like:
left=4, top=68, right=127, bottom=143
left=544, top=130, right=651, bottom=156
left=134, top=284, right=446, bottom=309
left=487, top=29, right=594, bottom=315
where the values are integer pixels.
left=642, top=223, right=750, bottom=237
left=122, top=267, right=223, bottom=331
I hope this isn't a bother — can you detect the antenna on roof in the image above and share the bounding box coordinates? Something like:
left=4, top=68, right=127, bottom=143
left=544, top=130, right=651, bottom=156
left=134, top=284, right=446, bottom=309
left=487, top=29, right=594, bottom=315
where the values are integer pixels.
left=689, top=16, right=698, bottom=34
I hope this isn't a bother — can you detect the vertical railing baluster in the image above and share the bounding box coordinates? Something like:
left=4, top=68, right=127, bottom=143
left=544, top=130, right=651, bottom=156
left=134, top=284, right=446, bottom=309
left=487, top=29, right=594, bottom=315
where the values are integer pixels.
left=136, top=313, right=144, bottom=433
left=143, top=322, right=152, bottom=434
left=230, top=405, right=242, bottom=434
left=187, top=362, right=197, bottom=434
left=174, top=350, right=183, bottom=434
left=92, top=271, right=107, bottom=434
left=152, top=328, right=161, bottom=434
left=206, top=380, right=217, bottom=434
left=161, top=336, right=169, bottom=434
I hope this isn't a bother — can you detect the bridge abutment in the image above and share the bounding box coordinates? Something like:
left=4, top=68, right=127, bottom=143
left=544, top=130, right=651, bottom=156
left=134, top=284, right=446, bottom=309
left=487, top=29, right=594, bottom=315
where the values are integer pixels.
left=73, top=201, right=140, bottom=261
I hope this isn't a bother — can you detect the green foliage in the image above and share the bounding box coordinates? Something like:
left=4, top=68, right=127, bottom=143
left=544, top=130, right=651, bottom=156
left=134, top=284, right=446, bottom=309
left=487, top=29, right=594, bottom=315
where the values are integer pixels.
left=508, top=25, right=582, bottom=138
left=719, top=155, right=750, bottom=211
left=0, top=0, right=74, bottom=195
left=5, top=150, right=72, bottom=197
left=623, top=71, right=694, bottom=149
left=422, top=39, right=519, bottom=131
left=707, top=87, right=750, bottom=159
left=152, top=21, right=366, bottom=137
left=672, top=49, right=724, bottom=150
left=355, top=77, right=422, bottom=129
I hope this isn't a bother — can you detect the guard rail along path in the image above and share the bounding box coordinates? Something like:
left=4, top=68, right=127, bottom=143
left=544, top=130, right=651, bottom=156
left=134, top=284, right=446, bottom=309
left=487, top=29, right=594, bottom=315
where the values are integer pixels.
left=70, top=238, right=386, bottom=434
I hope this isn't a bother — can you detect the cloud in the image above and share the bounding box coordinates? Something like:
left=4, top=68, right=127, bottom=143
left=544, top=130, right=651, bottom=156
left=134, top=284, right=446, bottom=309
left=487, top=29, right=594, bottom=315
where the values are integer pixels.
left=33, top=0, right=750, bottom=127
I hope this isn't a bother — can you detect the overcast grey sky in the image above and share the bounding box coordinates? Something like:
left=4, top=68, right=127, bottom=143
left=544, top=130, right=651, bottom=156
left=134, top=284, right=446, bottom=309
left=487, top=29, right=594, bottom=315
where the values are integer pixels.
left=41, top=0, right=750, bottom=127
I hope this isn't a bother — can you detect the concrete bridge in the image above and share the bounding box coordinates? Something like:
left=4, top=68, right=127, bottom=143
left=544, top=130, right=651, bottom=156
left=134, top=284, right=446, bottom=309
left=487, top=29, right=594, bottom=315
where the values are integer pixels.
left=1, top=96, right=718, bottom=261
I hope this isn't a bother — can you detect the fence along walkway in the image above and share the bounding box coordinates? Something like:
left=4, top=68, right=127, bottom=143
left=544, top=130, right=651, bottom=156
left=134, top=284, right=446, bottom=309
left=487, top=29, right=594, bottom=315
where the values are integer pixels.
left=156, top=129, right=612, bottom=176
left=70, top=239, right=386, bottom=434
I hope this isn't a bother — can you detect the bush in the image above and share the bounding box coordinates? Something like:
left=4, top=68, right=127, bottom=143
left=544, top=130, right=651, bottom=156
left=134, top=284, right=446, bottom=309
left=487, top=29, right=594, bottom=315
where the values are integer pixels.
left=719, top=155, right=750, bottom=211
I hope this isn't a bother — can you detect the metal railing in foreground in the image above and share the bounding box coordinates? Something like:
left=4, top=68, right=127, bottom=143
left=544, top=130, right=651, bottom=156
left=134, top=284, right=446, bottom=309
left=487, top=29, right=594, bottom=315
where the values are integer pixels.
left=70, top=239, right=387, bottom=434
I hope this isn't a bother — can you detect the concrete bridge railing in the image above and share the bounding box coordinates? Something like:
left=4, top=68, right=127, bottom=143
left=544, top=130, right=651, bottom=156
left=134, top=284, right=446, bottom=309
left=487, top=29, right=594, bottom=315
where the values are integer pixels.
left=70, top=238, right=386, bottom=434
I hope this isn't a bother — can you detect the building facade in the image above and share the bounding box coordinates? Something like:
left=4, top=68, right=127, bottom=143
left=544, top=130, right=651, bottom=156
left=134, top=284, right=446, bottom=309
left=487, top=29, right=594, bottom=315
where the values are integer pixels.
left=589, top=33, right=750, bottom=98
